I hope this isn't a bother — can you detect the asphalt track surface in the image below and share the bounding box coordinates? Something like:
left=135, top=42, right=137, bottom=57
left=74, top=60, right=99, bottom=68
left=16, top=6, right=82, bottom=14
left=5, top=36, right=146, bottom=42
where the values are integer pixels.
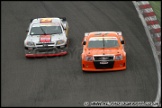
left=2, top=1, right=158, bottom=106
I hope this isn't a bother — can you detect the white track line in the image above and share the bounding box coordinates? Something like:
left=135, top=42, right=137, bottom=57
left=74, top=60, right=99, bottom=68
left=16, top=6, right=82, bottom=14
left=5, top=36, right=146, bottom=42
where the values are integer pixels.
left=132, top=1, right=161, bottom=107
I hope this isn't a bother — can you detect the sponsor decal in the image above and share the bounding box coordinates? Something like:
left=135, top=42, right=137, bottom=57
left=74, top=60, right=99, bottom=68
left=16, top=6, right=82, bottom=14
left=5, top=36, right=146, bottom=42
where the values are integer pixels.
left=40, top=35, right=51, bottom=43
left=100, top=61, right=108, bottom=64
left=40, top=18, right=52, bottom=23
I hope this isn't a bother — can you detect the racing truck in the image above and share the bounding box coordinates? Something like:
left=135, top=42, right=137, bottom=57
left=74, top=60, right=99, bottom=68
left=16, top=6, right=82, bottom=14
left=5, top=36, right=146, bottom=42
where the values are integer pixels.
left=81, top=31, right=126, bottom=72
left=24, top=17, right=69, bottom=57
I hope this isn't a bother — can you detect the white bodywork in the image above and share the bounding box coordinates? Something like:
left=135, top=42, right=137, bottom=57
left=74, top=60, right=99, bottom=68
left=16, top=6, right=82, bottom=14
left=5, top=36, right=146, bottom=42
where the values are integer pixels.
left=24, top=17, right=68, bottom=48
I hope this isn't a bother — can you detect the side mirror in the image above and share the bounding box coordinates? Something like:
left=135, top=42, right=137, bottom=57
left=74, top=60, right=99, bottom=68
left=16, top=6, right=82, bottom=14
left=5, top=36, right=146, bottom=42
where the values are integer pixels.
left=121, top=40, right=124, bottom=44
left=59, top=17, right=66, bottom=21
left=63, top=28, right=66, bottom=30
left=83, top=41, right=86, bottom=45
left=30, top=19, right=33, bottom=22
left=26, top=30, right=29, bottom=33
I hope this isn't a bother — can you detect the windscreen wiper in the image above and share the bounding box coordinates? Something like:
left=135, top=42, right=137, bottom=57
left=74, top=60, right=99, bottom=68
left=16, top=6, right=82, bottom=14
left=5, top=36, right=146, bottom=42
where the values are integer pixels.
left=103, top=38, right=105, bottom=48
left=102, top=37, right=105, bottom=55
left=40, top=27, right=47, bottom=35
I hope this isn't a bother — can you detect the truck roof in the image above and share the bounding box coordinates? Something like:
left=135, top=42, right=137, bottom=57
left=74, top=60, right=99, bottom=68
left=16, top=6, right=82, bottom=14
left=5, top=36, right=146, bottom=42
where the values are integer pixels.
left=87, top=32, right=120, bottom=39
left=31, top=18, right=61, bottom=27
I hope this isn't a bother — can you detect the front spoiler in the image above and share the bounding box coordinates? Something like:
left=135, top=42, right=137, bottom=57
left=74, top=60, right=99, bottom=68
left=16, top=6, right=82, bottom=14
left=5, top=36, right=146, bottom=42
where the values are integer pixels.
left=82, top=67, right=126, bottom=72
left=26, top=51, right=67, bottom=58
left=82, top=59, right=126, bottom=72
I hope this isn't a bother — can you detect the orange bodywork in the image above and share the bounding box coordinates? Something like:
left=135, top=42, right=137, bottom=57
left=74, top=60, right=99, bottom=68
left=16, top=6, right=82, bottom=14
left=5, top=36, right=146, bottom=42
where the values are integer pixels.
left=81, top=32, right=126, bottom=72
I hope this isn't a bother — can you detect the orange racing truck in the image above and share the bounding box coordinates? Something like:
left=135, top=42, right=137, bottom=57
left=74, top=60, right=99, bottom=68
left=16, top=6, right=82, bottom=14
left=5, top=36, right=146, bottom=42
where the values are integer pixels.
left=81, top=31, right=126, bottom=72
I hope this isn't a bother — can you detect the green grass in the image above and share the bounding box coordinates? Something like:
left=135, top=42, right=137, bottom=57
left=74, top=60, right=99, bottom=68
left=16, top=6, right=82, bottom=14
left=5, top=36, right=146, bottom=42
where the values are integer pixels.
left=149, top=1, right=161, bottom=24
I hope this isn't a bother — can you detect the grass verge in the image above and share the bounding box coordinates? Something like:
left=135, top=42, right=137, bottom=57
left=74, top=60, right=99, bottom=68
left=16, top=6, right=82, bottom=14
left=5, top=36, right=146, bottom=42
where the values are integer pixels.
left=149, top=1, right=161, bottom=25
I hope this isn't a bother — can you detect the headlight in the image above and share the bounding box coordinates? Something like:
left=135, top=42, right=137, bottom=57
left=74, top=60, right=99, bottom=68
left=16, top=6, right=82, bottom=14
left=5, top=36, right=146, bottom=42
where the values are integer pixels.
left=85, top=55, right=93, bottom=61
left=26, top=41, right=35, bottom=46
left=115, top=54, right=123, bottom=60
left=56, top=40, right=65, bottom=45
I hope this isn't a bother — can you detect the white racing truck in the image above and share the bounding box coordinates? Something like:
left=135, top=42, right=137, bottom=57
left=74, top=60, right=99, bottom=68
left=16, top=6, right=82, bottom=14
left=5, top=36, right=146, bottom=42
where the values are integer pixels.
left=24, top=17, right=69, bottom=57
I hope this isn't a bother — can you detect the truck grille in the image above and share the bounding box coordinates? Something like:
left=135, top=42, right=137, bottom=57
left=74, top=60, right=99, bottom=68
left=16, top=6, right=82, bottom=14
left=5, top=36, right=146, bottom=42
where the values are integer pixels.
left=94, top=56, right=114, bottom=61
left=36, top=43, right=54, bottom=45
left=93, top=55, right=114, bottom=69
left=36, top=43, right=55, bottom=52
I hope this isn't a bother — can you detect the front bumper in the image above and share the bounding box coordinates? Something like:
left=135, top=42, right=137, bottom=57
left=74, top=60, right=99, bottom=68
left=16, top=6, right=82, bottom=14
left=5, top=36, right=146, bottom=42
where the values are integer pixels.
left=82, top=60, right=126, bottom=72
left=25, top=46, right=67, bottom=57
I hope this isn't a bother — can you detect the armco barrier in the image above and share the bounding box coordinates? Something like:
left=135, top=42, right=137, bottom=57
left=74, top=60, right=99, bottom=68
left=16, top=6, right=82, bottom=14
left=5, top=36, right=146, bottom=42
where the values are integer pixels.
left=134, top=1, right=161, bottom=63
